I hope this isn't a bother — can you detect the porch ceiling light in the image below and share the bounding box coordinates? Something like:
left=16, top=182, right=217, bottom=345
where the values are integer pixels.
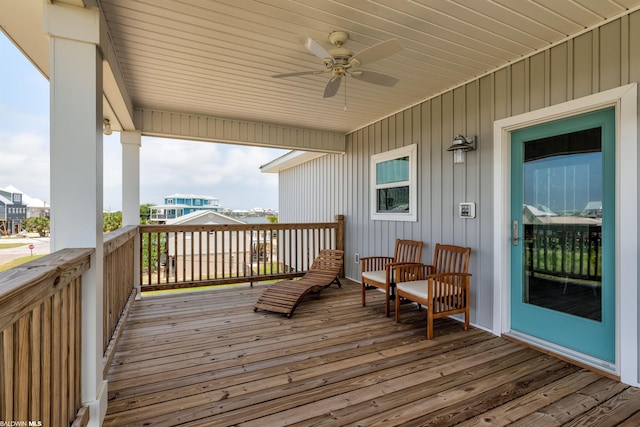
left=103, top=119, right=112, bottom=135
left=447, top=134, right=476, bottom=164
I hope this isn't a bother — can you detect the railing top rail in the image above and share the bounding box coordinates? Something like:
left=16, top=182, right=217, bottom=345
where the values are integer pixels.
left=139, top=222, right=339, bottom=233
left=104, top=225, right=138, bottom=256
left=0, top=247, right=93, bottom=331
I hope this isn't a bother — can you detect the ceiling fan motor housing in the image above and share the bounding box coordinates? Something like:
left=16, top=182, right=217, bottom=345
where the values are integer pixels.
left=328, top=31, right=349, bottom=46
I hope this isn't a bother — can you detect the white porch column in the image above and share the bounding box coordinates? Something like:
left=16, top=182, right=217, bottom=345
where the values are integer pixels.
left=121, top=131, right=141, bottom=225
left=45, top=3, right=107, bottom=426
left=121, top=130, right=142, bottom=296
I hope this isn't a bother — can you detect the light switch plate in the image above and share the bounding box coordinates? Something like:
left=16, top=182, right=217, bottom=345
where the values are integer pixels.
left=459, top=202, right=476, bottom=218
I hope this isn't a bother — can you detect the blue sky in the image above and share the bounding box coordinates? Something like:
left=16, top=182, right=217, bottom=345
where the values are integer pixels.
left=0, top=32, right=287, bottom=212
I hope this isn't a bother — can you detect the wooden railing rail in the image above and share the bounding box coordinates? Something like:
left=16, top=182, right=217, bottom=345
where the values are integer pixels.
left=103, top=225, right=137, bottom=370
left=0, top=248, right=93, bottom=427
left=139, top=215, right=345, bottom=291
left=524, top=223, right=602, bottom=282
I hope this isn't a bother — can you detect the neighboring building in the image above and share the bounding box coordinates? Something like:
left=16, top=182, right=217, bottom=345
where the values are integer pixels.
left=0, top=188, right=27, bottom=235
left=166, top=209, right=241, bottom=226
left=150, top=193, right=277, bottom=223
left=2, top=185, right=49, bottom=220
left=149, top=193, right=221, bottom=223
left=229, top=208, right=278, bottom=219
left=161, top=210, right=274, bottom=279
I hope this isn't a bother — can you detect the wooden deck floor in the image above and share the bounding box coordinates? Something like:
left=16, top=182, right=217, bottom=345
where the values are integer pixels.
left=105, top=279, right=640, bottom=426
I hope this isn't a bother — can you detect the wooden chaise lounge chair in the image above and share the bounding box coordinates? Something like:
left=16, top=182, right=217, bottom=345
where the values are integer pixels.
left=254, top=249, right=344, bottom=318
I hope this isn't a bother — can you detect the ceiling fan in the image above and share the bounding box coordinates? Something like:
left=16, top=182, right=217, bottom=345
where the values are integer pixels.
left=272, top=31, right=403, bottom=98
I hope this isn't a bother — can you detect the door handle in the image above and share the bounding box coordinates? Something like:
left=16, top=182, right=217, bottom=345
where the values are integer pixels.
left=512, top=220, right=519, bottom=246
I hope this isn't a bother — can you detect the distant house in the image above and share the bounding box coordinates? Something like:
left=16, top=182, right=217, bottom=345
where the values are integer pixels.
left=149, top=193, right=221, bottom=223
left=161, top=210, right=273, bottom=279
left=582, top=201, right=603, bottom=219
left=0, top=188, right=27, bottom=235
left=166, top=209, right=242, bottom=226
left=2, top=185, right=49, bottom=220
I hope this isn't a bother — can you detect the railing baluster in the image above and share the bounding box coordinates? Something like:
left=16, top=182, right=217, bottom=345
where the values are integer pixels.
left=190, top=231, right=194, bottom=282
left=254, top=229, right=258, bottom=277
left=206, top=230, right=210, bottom=281
left=181, top=230, right=186, bottom=282
left=41, top=298, right=51, bottom=426
left=196, top=231, right=200, bottom=281
left=155, top=232, right=160, bottom=286
left=240, top=229, right=245, bottom=278
left=214, top=230, right=218, bottom=280
left=221, top=229, right=226, bottom=279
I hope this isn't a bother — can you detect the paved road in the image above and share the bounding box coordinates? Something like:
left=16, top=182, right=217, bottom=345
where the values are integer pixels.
left=0, top=236, right=51, bottom=266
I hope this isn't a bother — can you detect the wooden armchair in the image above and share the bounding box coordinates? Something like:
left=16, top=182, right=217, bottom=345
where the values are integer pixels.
left=361, top=239, right=423, bottom=316
left=394, top=244, right=471, bottom=339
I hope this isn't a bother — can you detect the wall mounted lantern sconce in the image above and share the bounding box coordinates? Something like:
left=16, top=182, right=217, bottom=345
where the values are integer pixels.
left=447, top=134, right=476, bottom=164
left=103, top=119, right=112, bottom=135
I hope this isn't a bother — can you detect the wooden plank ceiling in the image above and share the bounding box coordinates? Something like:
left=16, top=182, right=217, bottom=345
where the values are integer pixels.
left=99, top=0, right=640, bottom=134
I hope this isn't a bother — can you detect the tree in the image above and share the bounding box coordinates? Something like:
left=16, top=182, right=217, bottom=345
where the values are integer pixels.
left=103, top=211, right=122, bottom=232
left=23, top=217, right=50, bottom=237
left=140, top=203, right=155, bottom=224
left=266, top=215, right=278, bottom=224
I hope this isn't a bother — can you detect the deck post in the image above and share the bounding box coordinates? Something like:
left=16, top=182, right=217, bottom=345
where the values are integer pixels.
left=45, top=3, right=107, bottom=425
left=335, top=215, right=345, bottom=252
left=335, top=215, right=345, bottom=277
left=121, top=131, right=142, bottom=298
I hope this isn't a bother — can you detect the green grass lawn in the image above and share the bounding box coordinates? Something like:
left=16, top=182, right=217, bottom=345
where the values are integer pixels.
left=0, top=255, right=46, bottom=272
left=0, top=243, right=28, bottom=249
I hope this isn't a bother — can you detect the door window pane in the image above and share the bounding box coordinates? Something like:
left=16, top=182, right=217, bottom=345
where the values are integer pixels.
left=522, top=127, right=603, bottom=321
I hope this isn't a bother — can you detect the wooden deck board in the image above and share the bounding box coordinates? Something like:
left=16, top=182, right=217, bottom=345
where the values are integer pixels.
left=105, top=279, right=640, bottom=426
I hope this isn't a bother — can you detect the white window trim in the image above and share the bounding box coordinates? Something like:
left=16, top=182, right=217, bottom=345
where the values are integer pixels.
left=370, top=144, right=417, bottom=222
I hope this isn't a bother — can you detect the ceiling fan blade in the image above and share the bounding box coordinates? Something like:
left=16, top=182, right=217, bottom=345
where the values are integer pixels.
left=272, top=69, right=326, bottom=78
left=350, top=70, right=399, bottom=87
left=299, top=36, right=333, bottom=61
left=323, top=75, right=342, bottom=98
left=350, top=38, right=402, bottom=67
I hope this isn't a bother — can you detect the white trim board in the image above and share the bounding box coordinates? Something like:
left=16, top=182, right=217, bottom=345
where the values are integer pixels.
left=492, top=83, right=638, bottom=386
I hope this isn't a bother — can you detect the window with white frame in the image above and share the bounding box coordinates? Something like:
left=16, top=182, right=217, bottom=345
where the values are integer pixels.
left=370, top=144, right=417, bottom=221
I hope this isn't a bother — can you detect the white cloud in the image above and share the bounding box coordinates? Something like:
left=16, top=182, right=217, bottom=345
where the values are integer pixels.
left=139, top=137, right=286, bottom=210
left=1, top=31, right=287, bottom=213
left=0, top=131, right=50, bottom=202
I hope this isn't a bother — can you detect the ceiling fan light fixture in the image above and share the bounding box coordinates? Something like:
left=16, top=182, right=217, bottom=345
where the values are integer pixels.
left=272, top=31, right=403, bottom=98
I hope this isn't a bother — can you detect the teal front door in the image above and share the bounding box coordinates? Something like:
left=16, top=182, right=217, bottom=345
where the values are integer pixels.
left=510, top=108, right=615, bottom=364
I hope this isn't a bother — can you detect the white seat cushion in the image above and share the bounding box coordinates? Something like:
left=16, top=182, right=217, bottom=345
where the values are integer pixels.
left=397, top=280, right=430, bottom=299
left=362, top=269, right=387, bottom=284
left=397, top=279, right=461, bottom=299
